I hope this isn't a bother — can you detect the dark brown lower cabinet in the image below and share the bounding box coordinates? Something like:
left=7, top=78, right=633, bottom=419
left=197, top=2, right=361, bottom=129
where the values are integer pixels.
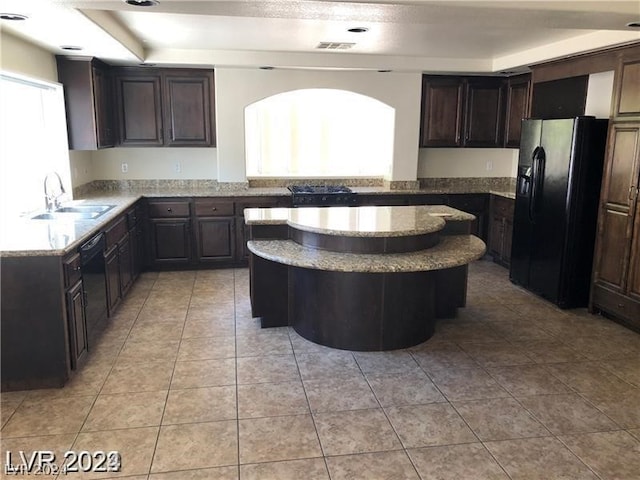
left=488, top=195, right=514, bottom=267
left=66, top=279, right=88, bottom=369
left=119, top=232, right=133, bottom=296
left=105, top=245, right=120, bottom=315
left=447, top=194, right=488, bottom=241
left=195, top=217, right=235, bottom=263
left=149, top=219, right=192, bottom=265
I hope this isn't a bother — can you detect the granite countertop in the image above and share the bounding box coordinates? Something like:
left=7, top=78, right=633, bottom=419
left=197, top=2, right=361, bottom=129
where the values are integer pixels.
left=248, top=235, right=486, bottom=273
left=245, top=205, right=475, bottom=236
left=490, top=191, right=516, bottom=200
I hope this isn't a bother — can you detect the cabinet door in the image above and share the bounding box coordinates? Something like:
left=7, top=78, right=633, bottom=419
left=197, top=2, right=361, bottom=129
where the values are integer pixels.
left=615, top=57, right=640, bottom=118
left=66, top=280, right=88, bottom=370
left=92, top=64, right=115, bottom=148
left=105, top=246, right=120, bottom=315
left=504, top=75, right=531, bottom=148
left=163, top=71, right=215, bottom=146
left=195, top=217, right=235, bottom=263
left=149, top=219, right=191, bottom=264
left=593, top=123, right=640, bottom=292
left=420, top=76, right=464, bottom=147
left=119, top=233, right=133, bottom=296
left=502, top=218, right=513, bottom=267
left=115, top=74, right=163, bottom=146
left=464, top=78, right=505, bottom=147
left=489, top=216, right=504, bottom=258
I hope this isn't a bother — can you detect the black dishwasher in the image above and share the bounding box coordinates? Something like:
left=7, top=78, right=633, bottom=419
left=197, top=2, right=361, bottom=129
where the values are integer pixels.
left=80, top=232, right=108, bottom=339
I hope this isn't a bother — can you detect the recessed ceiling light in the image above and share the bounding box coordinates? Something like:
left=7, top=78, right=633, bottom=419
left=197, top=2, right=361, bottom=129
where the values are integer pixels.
left=259, top=66, right=274, bottom=70
left=124, top=0, right=160, bottom=6
left=0, top=13, right=28, bottom=21
left=347, top=27, right=369, bottom=33
left=378, top=70, right=391, bottom=73
left=626, top=21, right=640, bottom=28
left=139, top=63, right=156, bottom=67
left=60, top=46, right=83, bottom=51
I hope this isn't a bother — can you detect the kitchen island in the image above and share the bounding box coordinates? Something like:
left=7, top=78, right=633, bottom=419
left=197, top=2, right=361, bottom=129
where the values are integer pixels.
left=246, top=205, right=485, bottom=351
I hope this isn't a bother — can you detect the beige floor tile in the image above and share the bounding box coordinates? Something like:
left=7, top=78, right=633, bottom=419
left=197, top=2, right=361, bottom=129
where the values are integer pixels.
left=352, top=351, right=420, bottom=374
left=182, top=318, right=235, bottom=338
left=152, top=421, right=238, bottom=473
left=314, top=408, right=402, bottom=456
left=407, top=443, right=508, bottom=480
left=429, top=368, right=510, bottom=402
left=177, top=336, right=236, bottom=361
left=628, top=428, right=640, bottom=441
left=410, top=342, right=480, bottom=373
left=601, top=359, right=640, bottom=387
left=240, top=458, right=329, bottom=480
left=510, top=340, right=588, bottom=364
left=289, top=329, right=342, bottom=354
left=1, top=399, right=21, bottom=429
left=83, top=391, right=167, bottom=431
left=564, top=335, right=640, bottom=361
left=236, top=355, right=300, bottom=385
left=236, top=330, right=293, bottom=357
left=186, top=306, right=235, bottom=323
left=580, top=388, right=640, bottom=429
left=518, top=393, right=618, bottom=434
left=102, top=361, right=175, bottom=394
left=365, top=371, right=445, bottom=407
left=69, top=426, right=159, bottom=479
left=559, top=431, right=640, bottom=480
left=149, top=466, right=238, bottom=479
left=1, top=434, right=76, bottom=479
left=453, top=397, right=550, bottom=441
left=170, top=358, right=236, bottom=389
left=485, top=436, right=598, bottom=480
left=487, top=364, right=571, bottom=396
left=117, top=340, right=180, bottom=364
left=484, top=321, right=554, bottom=342
left=1, top=395, right=95, bottom=438
left=303, top=376, right=378, bottom=413
left=239, top=414, right=322, bottom=464
left=459, top=342, right=534, bottom=367
left=432, top=321, right=504, bottom=343
left=295, top=351, right=360, bottom=380
left=163, top=386, right=236, bottom=424
left=544, top=362, right=636, bottom=395
left=326, top=450, right=419, bottom=480
left=385, top=403, right=477, bottom=448
left=128, top=322, right=184, bottom=342
left=238, top=381, right=309, bottom=418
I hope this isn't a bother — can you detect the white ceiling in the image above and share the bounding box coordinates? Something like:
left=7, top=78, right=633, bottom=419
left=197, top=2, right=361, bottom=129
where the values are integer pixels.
left=2, top=0, right=639, bottom=72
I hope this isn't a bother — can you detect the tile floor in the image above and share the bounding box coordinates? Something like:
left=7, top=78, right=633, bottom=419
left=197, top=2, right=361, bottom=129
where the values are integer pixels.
left=1, top=260, right=640, bottom=479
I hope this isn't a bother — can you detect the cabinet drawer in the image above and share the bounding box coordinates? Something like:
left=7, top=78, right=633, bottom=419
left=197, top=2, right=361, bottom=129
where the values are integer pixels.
left=236, top=196, right=291, bottom=214
left=592, top=284, right=640, bottom=329
left=63, top=253, right=82, bottom=288
left=194, top=199, right=234, bottom=217
left=126, top=208, right=138, bottom=229
left=148, top=201, right=190, bottom=218
left=491, top=195, right=515, bottom=218
left=448, top=194, right=488, bottom=211
left=105, top=216, right=127, bottom=248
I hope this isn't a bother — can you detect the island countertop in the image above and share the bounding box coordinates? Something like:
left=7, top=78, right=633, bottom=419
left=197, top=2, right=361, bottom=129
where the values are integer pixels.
left=245, top=205, right=475, bottom=237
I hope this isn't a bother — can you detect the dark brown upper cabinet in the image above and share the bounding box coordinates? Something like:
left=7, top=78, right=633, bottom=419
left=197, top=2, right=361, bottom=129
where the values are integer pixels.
left=614, top=53, right=640, bottom=119
left=530, top=75, right=588, bottom=119
left=503, top=74, right=531, bottom=148
left=419, top=75, right=506, bottom=148
left=114, top=71, right=164, bottom=146
left=113, top=67, right=216, bottom=147
left=56, top=56, right=116, bottom=150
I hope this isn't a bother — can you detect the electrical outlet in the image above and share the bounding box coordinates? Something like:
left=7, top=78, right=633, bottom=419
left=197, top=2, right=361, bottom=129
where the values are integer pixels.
left=174, top=161, right=182, bottom=173
left=486, top=160, right=493, bottom=171
left=121, top=163, right=128, bottom=173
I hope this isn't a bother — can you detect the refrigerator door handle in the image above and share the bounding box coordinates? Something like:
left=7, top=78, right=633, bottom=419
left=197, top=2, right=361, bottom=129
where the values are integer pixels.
left=529, top=146, right=545, bottom=222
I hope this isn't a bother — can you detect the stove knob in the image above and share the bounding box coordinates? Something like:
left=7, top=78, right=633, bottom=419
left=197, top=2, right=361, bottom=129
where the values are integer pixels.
left=321, top=196, right=327, bottom=202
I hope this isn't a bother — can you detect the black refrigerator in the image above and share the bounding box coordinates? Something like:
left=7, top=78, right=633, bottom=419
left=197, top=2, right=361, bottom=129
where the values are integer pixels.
left=510, top=116, right=608, bottom=308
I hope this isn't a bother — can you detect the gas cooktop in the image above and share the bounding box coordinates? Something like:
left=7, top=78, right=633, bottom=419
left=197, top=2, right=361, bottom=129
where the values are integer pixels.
left=288, top=185, right=357, bottom=206
left=287, top=185, right=353, bottom=194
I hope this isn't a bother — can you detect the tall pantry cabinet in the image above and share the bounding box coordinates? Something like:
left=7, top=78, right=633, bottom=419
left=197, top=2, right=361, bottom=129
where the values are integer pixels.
left=591, top=50, right=640, bottom=331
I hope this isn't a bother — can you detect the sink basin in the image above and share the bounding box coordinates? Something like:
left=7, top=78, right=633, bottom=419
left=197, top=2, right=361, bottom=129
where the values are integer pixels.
left=30, top=204, right=115, bottom=221
left=55, top=205, right=114, bottom=214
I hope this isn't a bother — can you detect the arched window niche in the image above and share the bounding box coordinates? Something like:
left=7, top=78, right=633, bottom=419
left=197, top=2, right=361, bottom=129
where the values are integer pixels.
left=244, top=88, right=395, bottom=178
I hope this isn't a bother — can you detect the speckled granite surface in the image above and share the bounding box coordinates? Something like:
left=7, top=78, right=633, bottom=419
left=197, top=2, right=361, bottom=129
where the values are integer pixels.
left=490, top=191, right=516, bottom=200
left=245, top=205, right=475, bottom=234
left=248, top=235, right=486, bottom=273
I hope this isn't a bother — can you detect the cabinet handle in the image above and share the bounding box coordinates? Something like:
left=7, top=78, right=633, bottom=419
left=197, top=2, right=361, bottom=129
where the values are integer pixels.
left=629, top=186, right=635, bottom=200
left=74, top=266, right=81, bottom=272
left=212, top=207, right=217, bottom=211
left=167, top=207, right=173, bottom=212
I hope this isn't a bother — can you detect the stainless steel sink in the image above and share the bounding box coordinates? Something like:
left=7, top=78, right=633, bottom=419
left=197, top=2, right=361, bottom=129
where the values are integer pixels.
left=31, top=204, right=115, bottom=221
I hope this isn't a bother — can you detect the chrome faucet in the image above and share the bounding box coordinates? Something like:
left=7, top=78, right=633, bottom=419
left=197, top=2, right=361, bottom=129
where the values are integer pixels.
left=44, top=172, right=66, bottom=212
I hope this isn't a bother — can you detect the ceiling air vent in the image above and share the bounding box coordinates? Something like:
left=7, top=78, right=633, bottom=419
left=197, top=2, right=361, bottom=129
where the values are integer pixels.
left=316, top=42, right=355, bottom=50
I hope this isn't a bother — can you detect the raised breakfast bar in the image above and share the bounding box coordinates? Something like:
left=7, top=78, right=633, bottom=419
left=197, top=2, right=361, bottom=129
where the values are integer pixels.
left=245, top=205, right=486, bottom=351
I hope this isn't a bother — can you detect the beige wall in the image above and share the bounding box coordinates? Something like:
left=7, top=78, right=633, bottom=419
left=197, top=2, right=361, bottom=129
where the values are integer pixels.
left=418, top=148, right=518, bottom=178
left=0, top=32, right=57, bottom=82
